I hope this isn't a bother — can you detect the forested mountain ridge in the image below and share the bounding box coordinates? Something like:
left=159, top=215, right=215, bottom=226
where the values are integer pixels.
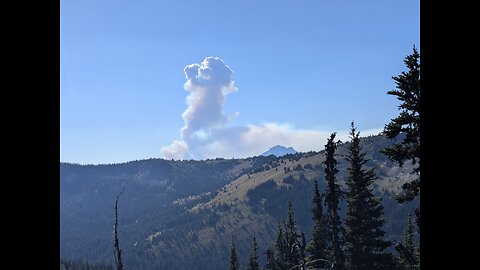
left=60, top=134, right=418, bottom=270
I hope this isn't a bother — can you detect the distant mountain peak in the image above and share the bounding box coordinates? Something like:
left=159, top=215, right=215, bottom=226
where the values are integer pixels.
left=261, top=145, right=297, bottom=157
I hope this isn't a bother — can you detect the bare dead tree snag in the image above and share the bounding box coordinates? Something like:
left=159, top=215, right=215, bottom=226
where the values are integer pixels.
left=114, top=187, right=125, bottom=270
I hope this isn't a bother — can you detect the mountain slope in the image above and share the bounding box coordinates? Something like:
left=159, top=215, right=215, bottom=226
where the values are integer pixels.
left=60, top=135, right=419, bottom=270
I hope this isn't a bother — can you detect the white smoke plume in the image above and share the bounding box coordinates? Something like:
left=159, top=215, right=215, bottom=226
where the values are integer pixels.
left=181, top=57, right=237, bottom=140
left=161, top=57, right=382, bottom=160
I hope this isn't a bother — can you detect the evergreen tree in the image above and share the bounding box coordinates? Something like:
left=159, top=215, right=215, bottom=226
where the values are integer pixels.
left=299, top=232, right=307, bottom=262
left=229, top=238, right=240, bottom=270
left=397, top=213, right=418, bottom=269
left=273, top=222, right=288, bottom=269
left=264, top=248, right=278, bottom=270
left=271, top=201, right=304, bottom=270
left=285, top=200, right=301, bottom=267
left=382, top=46, right=421, bottom=204
left=403, top=214, right=416, bottom=261
left=247, top=235, right=260, bottom=270
left=323, top=132, right=345, bottom=270
left=344, top=122, right=394, bottom=270
left=308, top=180, right=329, bottom=268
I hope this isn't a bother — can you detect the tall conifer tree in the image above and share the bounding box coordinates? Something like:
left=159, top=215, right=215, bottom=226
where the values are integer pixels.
left=264, top=248, right=278, bottom=270
left=344, top=122, right=394, bottom=270
left=274, top=222, right=287, bottom=269
left=247, top=235, right=260, bottom=270
left=228, top=238, right=240, bottom=270
left=382, top=46, right=421, bottom=204
left=323, top=132, right=345, bottom=270
left=285, top=200, right=301, bottom=267
left=382, top=46, right=421, bottom=264
left=397, top=213, right=418, bottom=269
left=308, top=180, right=329, bottom=268
left=271, top=201, right=304, bottom=270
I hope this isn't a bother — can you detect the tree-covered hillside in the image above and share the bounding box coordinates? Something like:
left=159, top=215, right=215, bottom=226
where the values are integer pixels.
left=60, top=134, right=418, bottom=270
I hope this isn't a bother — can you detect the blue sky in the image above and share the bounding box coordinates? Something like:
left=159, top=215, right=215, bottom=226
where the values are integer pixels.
left=60, top=0, right=420, bottom=164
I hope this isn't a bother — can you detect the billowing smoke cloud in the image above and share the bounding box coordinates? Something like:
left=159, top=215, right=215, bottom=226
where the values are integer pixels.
left=161, top=57, right=382, bottom=160
left=181, top=57, right=237, bottom=140
left=161, top=57, right=238, bottom=159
